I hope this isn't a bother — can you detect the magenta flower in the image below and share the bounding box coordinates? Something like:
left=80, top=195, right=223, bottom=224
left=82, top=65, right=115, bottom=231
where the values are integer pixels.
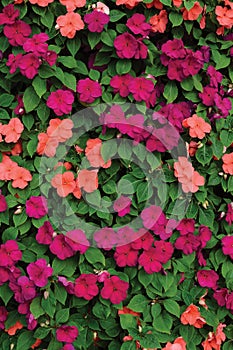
left=226, top=292, right=233, bottom=313
left=47, top=89, right=74, bottom=116
left=74, top=274, right=99, bottom=300
left=197, top=270, right=219, bottom=289
left=0, top=191, right=8, bottom=212
left=14, top=95, right=25, bottom=116
left=17, top=276, right=36, bottom=300
left=23, top=33, right=49, bottom=56
left=199, top=86, right=218, bottom=106
left=36, top=221, right=54, bottom=245
left=4, top=20, right=31, bottom=46
left=56, top=325, right=78, bottom=343
left=161, top=39, right=186, bottom=59
left=114, top=244, right=138, bottom=267
left=113, top=196, right=131, bottom=217
left=138, top=248, right=162, bottom=274
left=197, top=225, right=212, bottom=249
left=141, top=205, right=163, bottom=230
left=43, top=50, right=57, bottom=66
left=177, top=219, right=195, bottom=235
left=94, top=227, right=118, bottom=250
left=110, top=74, right=133, bottom=98
left=0, top=306, right=7, bottom=330
left=135, top=39, right=148, bottom=59
left=77, top=78, right=102, bottom=103
left=6, top=53, right=23, bottom=74
left=128, top=77, right=154, bottom=102
left=214, top=94, right=232, bottom=117
left=131, top=230, right=154, bottom=251
left=100, top=276, right=129, bottom=304
left=222, top=235, right=233, bottom=259
left=154, top=240, right=174, bottom=264
left=213, top=288, right=228, bottom=307
left=58, top=276, right=75, bottom=294
left=0, top=267, right=9, bottom=285
left=0, top=240, right=22, bottom=267
left=18, top=53, right=41, bottom=79
left=175, top=233, right=200, bottom=255
left=61, top=345, right=75, bottom=350
left=26, top=196, right=48, bottom=219
left=49, top=235, right=75, bottom=260
left=65, top=229, right=90, bottom=254
left=207, top=66, right=223, bottom=87
left=114, top=33, right=137, bottom=59
left=0, top=4, right=19, bottom=25
left=126, top=14, right=151, bottom=36
left=225, top=203, right=233, bottom=225
left=27, top=258, right=53, bottom=287
left=104, top=105, right=126, bottom=129
left=84, top=11, right=109, bottom=32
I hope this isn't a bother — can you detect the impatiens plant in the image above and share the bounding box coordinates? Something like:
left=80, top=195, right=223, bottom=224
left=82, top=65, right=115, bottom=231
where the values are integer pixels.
left=0, top=0, right=233, bottom=349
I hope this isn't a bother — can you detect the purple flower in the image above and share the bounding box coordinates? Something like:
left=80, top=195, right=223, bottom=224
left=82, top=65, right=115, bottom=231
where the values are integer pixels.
left=26, top=196, right=48, bottom=219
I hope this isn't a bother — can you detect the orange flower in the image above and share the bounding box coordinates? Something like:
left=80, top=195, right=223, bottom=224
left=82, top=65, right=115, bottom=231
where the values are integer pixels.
left=47, top=118, right=73, bottom=142
left=163, top=337, right=186, bottom=350
left=187, top=141, right=198, bottom=156
left=149, top=10, right=168, bottom=33
left=202, top=323, right=226, bottom=350
left=54, top=162, right=72, bottom=171
left=1, top=118, right=24, bottom=143
left=77, top=169, right=98, bottom=193
left=222, top=152, right=233, bottom=175
left=173, top=0, right=182, bottom=7
left=10, top=141, right=23, bottom=156
left=31, top=339, right=42, bottom=349
left=29, top=0, right=54, bottom=6
left=10, top=166, right=32, bottom=189
left=75, top=145, right=84, bottom=154
left=36, top=133, right=59, bottom=158
left=182, top=114, right=211, bottom=139
left=182, top=2, right=203, bottom=21
left=118, top=307, right=141, bottom=317
left=0, top=155, right=18, bottom=181
left=14, top=0, right=24, bottom=3
left=116, top=0, right=142, bottom=9
left=180, top=304, right=206, bottom=328
left=215, top=6, right=233, bottom=28
left=5, top=321, right=23, bottom=335
left=59, top=0, right=86, bottom=11
left=174, top=157, right=205, bottom=193
left=51, top=171, right=76, bottom=197
left=56, top=12, right=84, bottom=39
left=146, top=0, right=163, bottom=10
left=85, top=138, right=111, bottom=168
left=73, top=178, right=82, bottom=199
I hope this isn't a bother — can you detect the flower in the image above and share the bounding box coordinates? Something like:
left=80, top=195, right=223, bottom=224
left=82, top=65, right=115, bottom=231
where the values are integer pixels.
left=6, top=53, right=23, bottom=74
left=93, top=2, right=110, bottom=14
left=177, top=219, right=195, bottom=235
left=149, top=10, right=168, bottom=33
left=10, top=166, right=32, bottom=189
left=128, top=77, right=154, bottom=102
left=225, top=203, right=233, bottom=225
left=56, top=325, right=78, bottom=343
left=222, top=153, right=233, bottom=175
left=202, top=323, right=226, bottom=350
left=26, top=196, right=48, bottom=219
left=175, top=233, right=200, bottom=255
left=114, top=33, right=138, bottom=59
left=17, top=276, right=36, bottom=300
left=4, top=20, right=31, bottom=46
left=174, top=157, right=205, bottom=193
left=36, top=133, right=59, bottom=158
left=85, top=138, right=111, bottom=168
left=182, top=2, right=203, bottom=20
left=56, top=12, right=84, bottom=39
left=141, top=205, right=163, bottom=230
left=47, top=118, right=73, bottom=142
left=100, top=276, right=129, bottom=304
left=138, top=248, right=163, bottom=274
left=27, top=258, right=53, bottom=287
left=84, top=11, right=109, bottom=33
left=50, top=235, right=75, bottom=260
left=126, top=13, right=151, bottom=36
left=222, top=235, right=233, bottom=259
left=0, top=240, right=22, bottom=267
left=180, top=304, right=206, bottom=328
left=59, top=0, right=86, bottom=11
left=47, top=90, right=74, bottom=116
left=131, top=230, right=154, bottom=251
left=77, top=169, right=98, bottom=193
left=163, top=337, right=186, bottom=350
left=1, top=118, right=24, bottom=143
left=29, top=0, right=54, bottom=6
left=51, top=172, right=76, bottom=197
left=74, top=274, right=99, bottom=300
left=110, top=74, right=133, bottom=97
left=0, top=191, right=8, bottom=213
left=94, top=227, right=118, bottom=250
left=0, top=4, right=20, bottom=25
left=23, top=33, right=49, bottom=56
left=36, top=221, right=54, bottom=245
left=0, top=306, right=8, bottom=330
left=183, top=114, right=211, bottom=139
left=5, top=321, right=23, bottom=335
left=77, top=78, right=102, bottom=103
left=215, top=6, right=233, bottom=29
left=116, top=0, right=142, bottom=9
left=114, top=244, right=138, bottom=267
left=197, top=270, right=219, bottom=289
left=113, top=196, right=131, bottom=217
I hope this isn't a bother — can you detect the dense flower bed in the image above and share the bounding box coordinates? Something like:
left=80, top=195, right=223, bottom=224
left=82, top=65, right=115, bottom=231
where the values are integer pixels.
left=0, top=0, right=233, bottom=349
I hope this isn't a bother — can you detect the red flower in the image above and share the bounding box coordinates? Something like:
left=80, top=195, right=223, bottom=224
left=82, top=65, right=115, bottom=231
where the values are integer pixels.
left=0, top=240, right=22, bottom=267
left=0, top=4, right=19, bottom=25
left=74, top=274, right=99, bottom=300
left=110, top=74, right=133, bottom=97
left=138, top=248, right=162, bottom=274
left=114, top=244, right=138, bottom=267
left=36, top=221, right=54, bottom=245
left=101, top=276, right=129, bottom=304
left=128, top=77, right=154, bottom=102
left=23, top=33, right=49, bottom=56
left=4, top=20, right=31, bottom=46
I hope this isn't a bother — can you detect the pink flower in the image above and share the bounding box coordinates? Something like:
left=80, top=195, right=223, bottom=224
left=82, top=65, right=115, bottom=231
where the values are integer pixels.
left=177, top=219, right=195, bottom=235
left=0, top=4, right=19, bottom=25
left=139, top=247, right=162, bottom=274
left=161, top=39, right=186, bottom=59
left=175, top=234, right=200, bottom=255
left=114, top=244, right=138, bottom=267
left=128, top=77, right=154, bottom=102
left=47, top=89, right=74, bottom=116
left=152, top=213, right=176, bottom=240
left=197, top=225, right=212, bottom=248
left=207, top=66, right=223, bottom=87
left=4, top=20, right=31, bottom=46
left=141, top=205, right=163, bottom=230
left=131, top=230, right=154, bottom=251
left=113, top=196, right=131, bottom=217
left=23, top=33, right=49, bottom=56
left=43, top=50, right=57, bottom=66
left=94, top=227, right=118, bottom=250
left=214, top=94, right=232, bottom=117
left=0, top=191, right=8, bottom=212
left=26, top=196, right=48, bottom=219
left=97, top=270, right=110, bottom=282
left=65, top=229, right=90, bottom=254
left=36, top=221, right=54, bottom=245
left=84, top=11, right=109, bottom=32
left=0, top=306, right=8, bottom=330
left=77, top=78, right=102, bottom=103
left=27, top=258, right=53, bottom=287
left=225, top=203, right=233, bottom=225
left=74, top=274, right=99, bottom=300
left=110, top=74, right=133, bottom=98
left=213, top=288, right=228, bottom=307
left=18, top=53, right=41, bottom=79
left=6, top=53, right=23, bottom=74
left=17, top=276, right=36, bottom=300
left=197, top=270, right=219, bottom=289
left=0, top=267, right=9, bottom=286
left=14, top=95, right=25, bottom=116
left=114, top=33, right=137, bottom=59
left=49, top=235, right=75, bottom=260
left=0, top=240, right=22, bottom=267
left=222, top=235, right=233, bottom=259
left=56, top=325, right=78, bottom=343
left=126, top=13, right=151, bottom=36
left=58, top=276, right=75, bottom=294
left=101, top=276, right=129, bottom=304
left=61, top=345, right=75, bottom=350
left=199, top=86, right=218, bottom=106
left=154, top=240, right=174, bottom=264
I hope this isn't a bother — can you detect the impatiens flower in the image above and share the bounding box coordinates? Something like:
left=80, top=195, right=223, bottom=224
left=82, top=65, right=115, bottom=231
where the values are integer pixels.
left=23, top=33, right=49, bottom=56
left=207, top=66, right=223, bottom=87
left=85, top=138, right=111, bottom=168
left=215, top=6, right=233, bottom=29
left=0, top=191, right=8, bottom=213
left=84, top=11, right=109, bottom=33
left=50, top=235, right=75, bottom=260
left=126, top=14, right=151, bottom=36
left=113, top=196, right=131, bottom=217
left=0, top=240, right=22, bottom=267
left=17, top=276, right=36, bottom=301
left=1, top=118, right=24, bottom=143
left=222, top=152, right=233, bottom=175
left=61, top=345, right=75, bottom=350
left=114, top=244, right=138, bottom=267
left=94, top=227, right=118, bottom=250
left=183, top=114, right=211, bottom=139
left=163, top=337, right=186, bottom=350
left=128, top=77, right=154, bottom=102
left=51, top=172, right=76, bottom=197
left=6, top=53, right=23, bottom=74
left=77, top=169, right=98, bottom=193
left=65, top=229, right=89, bottom=254
left=29, top=0, right=54, bottom=6
left=116, top=0, right=142, bottom=9
left=110, top=74, right=133, bottom=98
left=199, top=86, right=218, bottom=106
left=47, top=118, right=73, bottom=142
left=26, top=196, right=48, bottom=219
left=14, top=95, right=25, bottom=116
left=139, top=248, right=162, bottom=274
left=36, top=133, right=59, bottom=158
left=0, top=4, right=20, bottom=25
left=202, top=323, right=226, bottom=350
left=74, top=274, right=99, bottom=300
left=101, top=276, right=129, bottom=304
left=5, top=321, right=23, bottom=335
left=214, top=94, right=232, bottom=117
left=43, top=50, right=57, bottom=66
left=197, top=270, right=219, bottom=289
left=182, top=2, right=203, bottom=20
left=93, top=1, right=110, bottom=14
left=174, top=157, right=205, bottom=193
left=141, top=205, right=163, bottom=230
left=47, top=90, right=74, bottom=116
left=225, top=203, right=233, bottom=225
left=0, top=306, right=8, bottom=330
left=131, top=230, right=154, bottom=251
left=56, top=12, right=84, bottom=39
left=149, top=10, right=168, bottom=33
left=114, top=32, right=138, bottom=59
left=18, top=53, right=41, bottom=79
left=177, top=219, right=195, bottom=235
left=10, top=166, right=32, bottom=189
left=36, top=221, right=54, bottom=245
left=175, top=233, right=200, bottom=255
left=77, top=78, right=102, bottom=104
left=27, top=258, right=53, bottom=287
left=180, top=304, right=206, bottom=328
left=56, top=325, right=78, bottom=343
left=222, top=235, right=233, bottom=259
left=4, top=20, right=31, bottom=46
left=59, top=0, right=86, bottom=12
left=161, top=39, right=186, bottom=59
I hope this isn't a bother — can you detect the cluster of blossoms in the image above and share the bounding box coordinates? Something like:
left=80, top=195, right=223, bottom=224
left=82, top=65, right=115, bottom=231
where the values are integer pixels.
left=0, top=117, right=23, bottom=143
left=0, top=154, right=32, bottom=189
left=160, top=39, right=209, bottom=82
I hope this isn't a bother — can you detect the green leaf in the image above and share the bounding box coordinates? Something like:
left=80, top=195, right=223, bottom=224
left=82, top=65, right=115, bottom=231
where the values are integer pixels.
left=184, top=0, right=196, bottom=10
left=34, top=327, right=51, bottom=339
left=220, top=130, right=233, bottom=147
left=55, top=308, right=70, bottom=324
left=195, top=144, right=213, bottom=165
left=163, top=299, right=180, bottom=317
left=116, top=60, right=132, bottom=75
left=23, top=86, right=40, bottom=113
left=118, top=142, right=132, bottom=160
left=212, top=50, right=231, bottom=70
left=41, top=9, right=54, bottom=30
left=0, top=284, right=13, bottom=305
left=181, top=76, right=194, bottom=91
left=110, top=10, right=126, bottom=22
left=58, top=56, right=78, bottom=68
left=160, top=0, right=172, bottom=6
left=52, top=257, right=77, bottom=277
left=169, top=11, right=183, bottom=27
left=37, top=102, right=50, bottom=123
left=22, top=114, right=34, bottom=131
left=63, top=72, right=77, bottom=92
left=127, top=295, right=149, bottom=312
left=101, top=30, right=116, bottom=46
left=0, top=94, right=14, bottom=107
left=27, top=135, right=38, bottom=157
left=119, top=314, right=137, bottom=330
left=163, top=81, right=178, bottom=103
left=89, top=69, right=100, bottom=81
left=13, top=211, right=28, bottom=227
left=153, top=311, right=173, bottom=334
left=41, top=292, right=56, bottom=318
left=101, top=140, right=117, bottom=162
left=138, top=269, right=153, bottom=287
left=88, top=32, right=101, bottom=50
left=136, top=181, right=152, bottom=203
left=32, top=76, right=47, bottom=98
left=16, top=331, right=35, bottom=350
left=85, top=190, right=101, bottom=208
left=30, top=297, right=45, bottom=319
left=54, top=283, right=67, bottom=305
left=198, top=207, right=214, bottom=228
left=74, top=60, right=89, bottom=75
left=85, top=247, right=105, bottom=267
left=67, top=37, right=81, bottom=56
